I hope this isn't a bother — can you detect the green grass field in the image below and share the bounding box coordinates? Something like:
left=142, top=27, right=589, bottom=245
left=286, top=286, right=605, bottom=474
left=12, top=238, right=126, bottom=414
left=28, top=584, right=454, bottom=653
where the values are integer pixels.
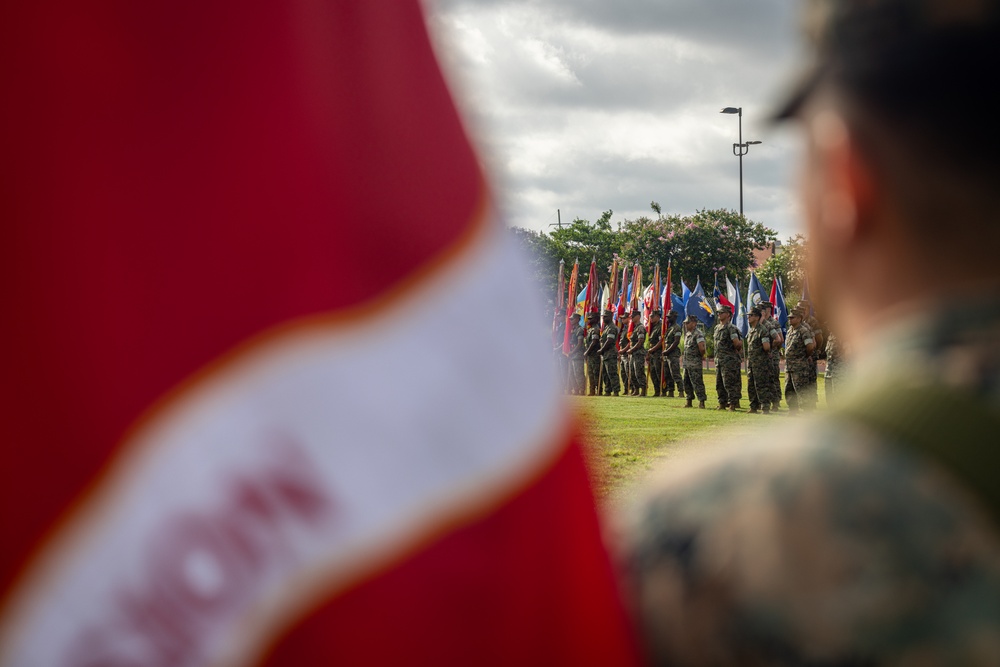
left=575, top=369, right=827, bottom=506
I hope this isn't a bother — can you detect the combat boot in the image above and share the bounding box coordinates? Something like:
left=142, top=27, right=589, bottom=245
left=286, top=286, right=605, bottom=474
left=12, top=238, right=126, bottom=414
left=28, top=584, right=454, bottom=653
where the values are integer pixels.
left=698, top=400, right=706, bottom=409
left=748, top=408, right=759, bottom=414
left=729, top=401, right=741, bottom=412
left=652, top=388, right=660, bottom=397
left=640, top=387, right=647, bottom=397
left=666, top=390, right=674, bottom=397
left=684, top=398, right=693, bottom=408
left=762, top=406, right=771, bottom=414
left=716, top=404, right=728, bottom=411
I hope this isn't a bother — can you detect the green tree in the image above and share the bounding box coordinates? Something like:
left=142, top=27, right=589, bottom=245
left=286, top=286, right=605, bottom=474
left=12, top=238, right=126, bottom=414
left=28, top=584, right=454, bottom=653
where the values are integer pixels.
left=757, top=234, right=809, bottom=297
left=618, top=208, right=776, bottom=292
left=548, top=210, right=622, bottom=287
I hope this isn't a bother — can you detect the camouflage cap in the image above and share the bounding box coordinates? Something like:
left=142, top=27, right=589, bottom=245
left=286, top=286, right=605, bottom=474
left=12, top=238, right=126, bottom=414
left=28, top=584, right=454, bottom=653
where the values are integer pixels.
left=716, top=303, right=732, bottom=314
left=629, top=309, right=642, bottom=318
left=666, top=309, right=678, bottom=318
left=759, top=300, right=773, bottom=309
left=684, top=314, right=699, bottom=324
left=773, top=0, right=1000, bottom=125
left=571, top=312, right=582, bottom=320
left=749, top=306, right=763, bottom=317
left=585, top=311, right=599, bottom=321
left=649, top=310, right=662, bottom=318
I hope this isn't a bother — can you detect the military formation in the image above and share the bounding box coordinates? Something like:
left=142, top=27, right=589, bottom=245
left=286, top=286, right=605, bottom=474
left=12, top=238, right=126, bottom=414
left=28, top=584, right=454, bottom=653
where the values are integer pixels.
left=557, top=299, right=841, bottom=413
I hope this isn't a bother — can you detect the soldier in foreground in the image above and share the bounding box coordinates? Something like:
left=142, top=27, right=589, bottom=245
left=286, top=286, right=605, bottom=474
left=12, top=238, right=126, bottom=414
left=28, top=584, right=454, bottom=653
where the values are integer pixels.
left=824, top=330, right=845, bottom=405
left=759, top=300, right=784, bottom=410
left=622, top=0, right=1000, bottom=663
left=565, top=313, right=585, bottom=395
left=618, top=319, right=632, bottom=396
left=783, top=306, right=817, bottom=412
left=645, top=310, right=663, bottom=397
left=599, top=311, right=621, bottom=397
left=680, top=315, right=706, bottom=409
left=661, top=310, right=682, bottom=398
left=582, top=312, right=601, bottom=396
left=711, top=304, right=743, bottom=411
left=626, top=310, right=648, bottom=397
left=745, top=306, right=774, bottom=414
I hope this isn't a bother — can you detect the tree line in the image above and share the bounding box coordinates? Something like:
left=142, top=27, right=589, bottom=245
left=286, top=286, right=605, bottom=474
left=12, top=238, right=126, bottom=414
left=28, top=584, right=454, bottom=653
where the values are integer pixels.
left=510, top=202, right=810, bottom=312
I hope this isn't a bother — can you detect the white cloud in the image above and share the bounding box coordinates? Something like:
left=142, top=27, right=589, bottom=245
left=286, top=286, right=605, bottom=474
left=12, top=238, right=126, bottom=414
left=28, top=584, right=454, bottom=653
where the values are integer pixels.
left=425, top=0, right=808, bottom=240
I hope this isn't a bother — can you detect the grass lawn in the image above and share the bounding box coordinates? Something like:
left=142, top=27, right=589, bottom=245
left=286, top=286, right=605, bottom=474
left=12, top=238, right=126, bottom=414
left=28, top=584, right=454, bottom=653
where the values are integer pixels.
left=575, top=369, right=827, bottom=507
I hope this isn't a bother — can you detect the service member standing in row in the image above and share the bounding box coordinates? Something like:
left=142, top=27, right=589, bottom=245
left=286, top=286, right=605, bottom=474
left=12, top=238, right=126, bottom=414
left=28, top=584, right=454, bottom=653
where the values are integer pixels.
left=681, top=314, right=707, bottom=409
left=784, top=306, right=817, bottom=411
left=713, top=304, right=743, bottom=411
left=582, top=311, right=601, bottom=396
left=745, top=306, right=774, bottom=414
left=760, top=300, right=784, bottom=411
left=661, top=310, right=682, bottom=397
left=618, top=320, right=631, bottom=396
left=567, top=313, right=587, bottom=395
left=645, top=310, right=663, bottom=397
left=599, top=310, right=620, bottom=397
left=627, top=310, right=648, bottom=397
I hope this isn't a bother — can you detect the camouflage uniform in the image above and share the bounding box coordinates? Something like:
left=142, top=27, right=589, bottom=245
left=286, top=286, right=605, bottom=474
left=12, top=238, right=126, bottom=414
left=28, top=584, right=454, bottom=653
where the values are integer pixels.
left=600, top=322, right=620, bottom=396
left=763, top=315, right=783, bottom=408
left=825, top=332, right=843, bottom=405
left=630, top=321, right=648, bottom=394
left=712, top=320, right=742, bottom=408
left=568, top=323, right=586, bottom=394
left=681, top=328, right=707, bottom=402
left=784, top=320, right=817, bottom=410
left=618, top=325, right=631, bottom=395
left=662, top=322, right=683, bottom=395
left=621, top=305, right=1000, bottom=666
left=745, top=321, right=774, bottom=412
left=806, top=314, right=824, bottom=383
left=646, top=322, right=663, bottom=397
left=582, top=325, right=600, bottom=395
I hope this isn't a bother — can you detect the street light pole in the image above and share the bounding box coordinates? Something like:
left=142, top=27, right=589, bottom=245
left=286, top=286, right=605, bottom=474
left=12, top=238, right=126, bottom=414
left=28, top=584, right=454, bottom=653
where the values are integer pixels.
left=720, top=107, right=761, bottom=220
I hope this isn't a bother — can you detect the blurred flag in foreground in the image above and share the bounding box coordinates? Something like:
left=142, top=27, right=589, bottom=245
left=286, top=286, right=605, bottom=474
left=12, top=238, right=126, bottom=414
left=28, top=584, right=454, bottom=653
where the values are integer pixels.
left=0, top=2, right=640, bottom=665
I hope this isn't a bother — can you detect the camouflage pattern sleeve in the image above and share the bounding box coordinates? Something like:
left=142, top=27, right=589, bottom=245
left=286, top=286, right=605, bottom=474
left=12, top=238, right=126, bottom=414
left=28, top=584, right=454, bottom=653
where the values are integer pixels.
left=620, top=419, right=1000, bottom=666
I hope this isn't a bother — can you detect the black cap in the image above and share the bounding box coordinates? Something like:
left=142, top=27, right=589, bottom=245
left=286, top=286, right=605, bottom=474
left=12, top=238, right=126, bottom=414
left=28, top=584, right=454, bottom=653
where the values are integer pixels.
left=772, top=0, right=1000, bottom=128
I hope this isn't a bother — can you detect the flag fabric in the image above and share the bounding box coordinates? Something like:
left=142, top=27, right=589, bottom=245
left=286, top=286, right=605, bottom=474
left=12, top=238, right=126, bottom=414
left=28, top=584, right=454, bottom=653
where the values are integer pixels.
left=713, top=274, right=734, bottom=312
left=727, top=276, right=748, bottom=338
left=563, top=259, right=580, bottom=355
left=681, top=281, right=692, bottom=309
left=685, top=280, right=716, bottom=326
left=552, top=260, right=566, bottom=347
left=801, top=274, right=815, bottom=316
left=746, top=272, right=767, bottom=312
left=0, top=3, right=641, bottom=666
left=615, top=266, right=629, bottom=324
left=584, top=257, right=601, bottom=317
left=775, top=276, right=790, bottom=335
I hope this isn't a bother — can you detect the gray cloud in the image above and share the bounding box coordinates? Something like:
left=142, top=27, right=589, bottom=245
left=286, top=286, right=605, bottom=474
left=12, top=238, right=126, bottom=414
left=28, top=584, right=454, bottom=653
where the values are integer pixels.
left=426, top=0, right=809, bottom=240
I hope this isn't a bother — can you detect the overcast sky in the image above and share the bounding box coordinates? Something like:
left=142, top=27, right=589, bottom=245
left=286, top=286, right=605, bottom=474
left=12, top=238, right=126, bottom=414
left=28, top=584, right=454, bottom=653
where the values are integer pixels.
left=424, top=0, right=809, bottom=240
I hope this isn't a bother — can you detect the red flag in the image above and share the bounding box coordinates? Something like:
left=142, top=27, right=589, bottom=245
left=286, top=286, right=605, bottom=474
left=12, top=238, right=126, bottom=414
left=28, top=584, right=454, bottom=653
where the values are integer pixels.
left=585, top=257, right=601, bottom=316
left=552, top=260, right=565, bottom=347
left=563, top=259, right=580, bottom=356
left=0, top=2, right=641, bottom=665
left=770, top=278, right=779, bottom=310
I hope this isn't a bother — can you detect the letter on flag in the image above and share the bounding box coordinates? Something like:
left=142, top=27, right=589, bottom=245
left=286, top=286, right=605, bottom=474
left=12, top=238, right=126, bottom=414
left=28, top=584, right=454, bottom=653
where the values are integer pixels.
left=0, top=2, right=641, bottom=665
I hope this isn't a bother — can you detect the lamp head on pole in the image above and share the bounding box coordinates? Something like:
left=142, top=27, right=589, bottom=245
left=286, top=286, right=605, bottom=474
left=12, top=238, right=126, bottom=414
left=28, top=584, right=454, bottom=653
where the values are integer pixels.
left=720, top=107, right=741, bottom=115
